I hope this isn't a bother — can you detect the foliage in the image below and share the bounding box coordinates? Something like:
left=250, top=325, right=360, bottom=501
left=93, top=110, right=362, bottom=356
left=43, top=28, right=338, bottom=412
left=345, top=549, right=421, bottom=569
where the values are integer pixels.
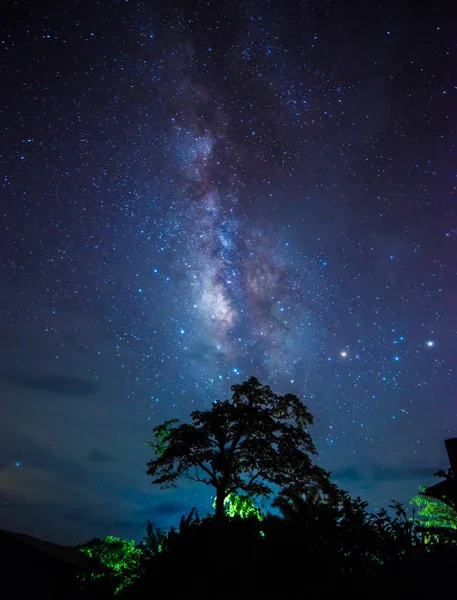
left=411, top=486, right=457, bottom=530
left=267, top=488, right=431, bottom=576
left=77, top=535, right=143, bottom=595
left=140, top=508, right=201, bottom=557
left=123, top=491, right=457, bottom=599
left=410, top=485, right=457, bottom=545
left=146, top=376, right=331, bottom=517
left=220, top=493, right=265, bottom=520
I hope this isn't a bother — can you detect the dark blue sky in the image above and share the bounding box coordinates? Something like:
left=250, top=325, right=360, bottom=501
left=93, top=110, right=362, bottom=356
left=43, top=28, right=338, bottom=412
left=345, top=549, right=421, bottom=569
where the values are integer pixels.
left=1, top=0, right=456, bottom=544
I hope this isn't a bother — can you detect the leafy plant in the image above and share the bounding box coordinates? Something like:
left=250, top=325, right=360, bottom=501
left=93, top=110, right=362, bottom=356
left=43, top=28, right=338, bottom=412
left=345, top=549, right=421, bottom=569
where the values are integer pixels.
left=77, top=535, right=143, bottom=594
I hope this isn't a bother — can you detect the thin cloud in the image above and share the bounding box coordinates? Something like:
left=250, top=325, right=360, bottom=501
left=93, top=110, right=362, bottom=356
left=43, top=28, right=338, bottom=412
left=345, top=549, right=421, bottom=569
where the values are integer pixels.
left=333, top=463, right=439, bottom=484
left=0, top=371, right=98, bottom=396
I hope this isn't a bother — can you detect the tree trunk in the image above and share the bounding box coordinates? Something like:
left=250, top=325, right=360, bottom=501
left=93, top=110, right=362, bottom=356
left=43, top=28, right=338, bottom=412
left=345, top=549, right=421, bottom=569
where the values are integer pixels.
left=214, top=488, right=226, bottom=519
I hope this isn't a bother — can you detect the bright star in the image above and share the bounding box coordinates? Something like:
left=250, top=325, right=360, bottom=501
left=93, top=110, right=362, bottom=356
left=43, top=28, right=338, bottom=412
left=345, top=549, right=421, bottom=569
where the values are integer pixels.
left=340, top=350, right=348, bottom=358
left=426, top=340, right=434, bottom=347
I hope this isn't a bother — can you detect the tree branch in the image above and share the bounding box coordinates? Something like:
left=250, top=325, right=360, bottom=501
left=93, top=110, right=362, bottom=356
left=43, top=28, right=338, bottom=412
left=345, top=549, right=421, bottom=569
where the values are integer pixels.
left=196, top=461, right=217, bottom=481
left=188, top=471, right=210, bottom=485
left=246, top=470, right=262, bottom=488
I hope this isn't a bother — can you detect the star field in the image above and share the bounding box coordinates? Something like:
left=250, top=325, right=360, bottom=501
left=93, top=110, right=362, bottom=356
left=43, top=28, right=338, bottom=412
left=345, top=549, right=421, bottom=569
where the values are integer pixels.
left=1, top=0, right=456, bottom=543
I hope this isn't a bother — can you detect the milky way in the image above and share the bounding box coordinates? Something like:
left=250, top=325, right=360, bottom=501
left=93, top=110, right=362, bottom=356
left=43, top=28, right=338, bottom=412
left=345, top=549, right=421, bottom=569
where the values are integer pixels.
left=159, top=78, right=322, bottom=385
left=125, top=39, right=337, bottom=401
left=1, top=0, right=456, bottom=543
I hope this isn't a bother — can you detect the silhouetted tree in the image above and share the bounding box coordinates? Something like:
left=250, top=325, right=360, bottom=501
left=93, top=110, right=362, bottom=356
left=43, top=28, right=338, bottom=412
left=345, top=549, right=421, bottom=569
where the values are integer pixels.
left=146, top=377, right=330, bottom=518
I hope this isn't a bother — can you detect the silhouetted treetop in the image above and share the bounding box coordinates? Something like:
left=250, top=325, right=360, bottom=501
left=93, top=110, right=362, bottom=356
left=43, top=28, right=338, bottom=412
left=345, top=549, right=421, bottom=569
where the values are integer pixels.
left=146, top=376, right=331, bottom=517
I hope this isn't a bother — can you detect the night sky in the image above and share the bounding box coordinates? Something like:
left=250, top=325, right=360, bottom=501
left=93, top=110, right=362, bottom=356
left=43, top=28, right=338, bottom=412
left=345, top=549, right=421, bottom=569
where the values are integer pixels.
left=1, top=0, right=456, bottom=545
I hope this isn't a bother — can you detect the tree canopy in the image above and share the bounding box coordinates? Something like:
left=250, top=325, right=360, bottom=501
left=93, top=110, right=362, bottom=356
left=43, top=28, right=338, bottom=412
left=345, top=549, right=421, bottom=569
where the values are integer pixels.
left=146, top=376, right=331, bottom=517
